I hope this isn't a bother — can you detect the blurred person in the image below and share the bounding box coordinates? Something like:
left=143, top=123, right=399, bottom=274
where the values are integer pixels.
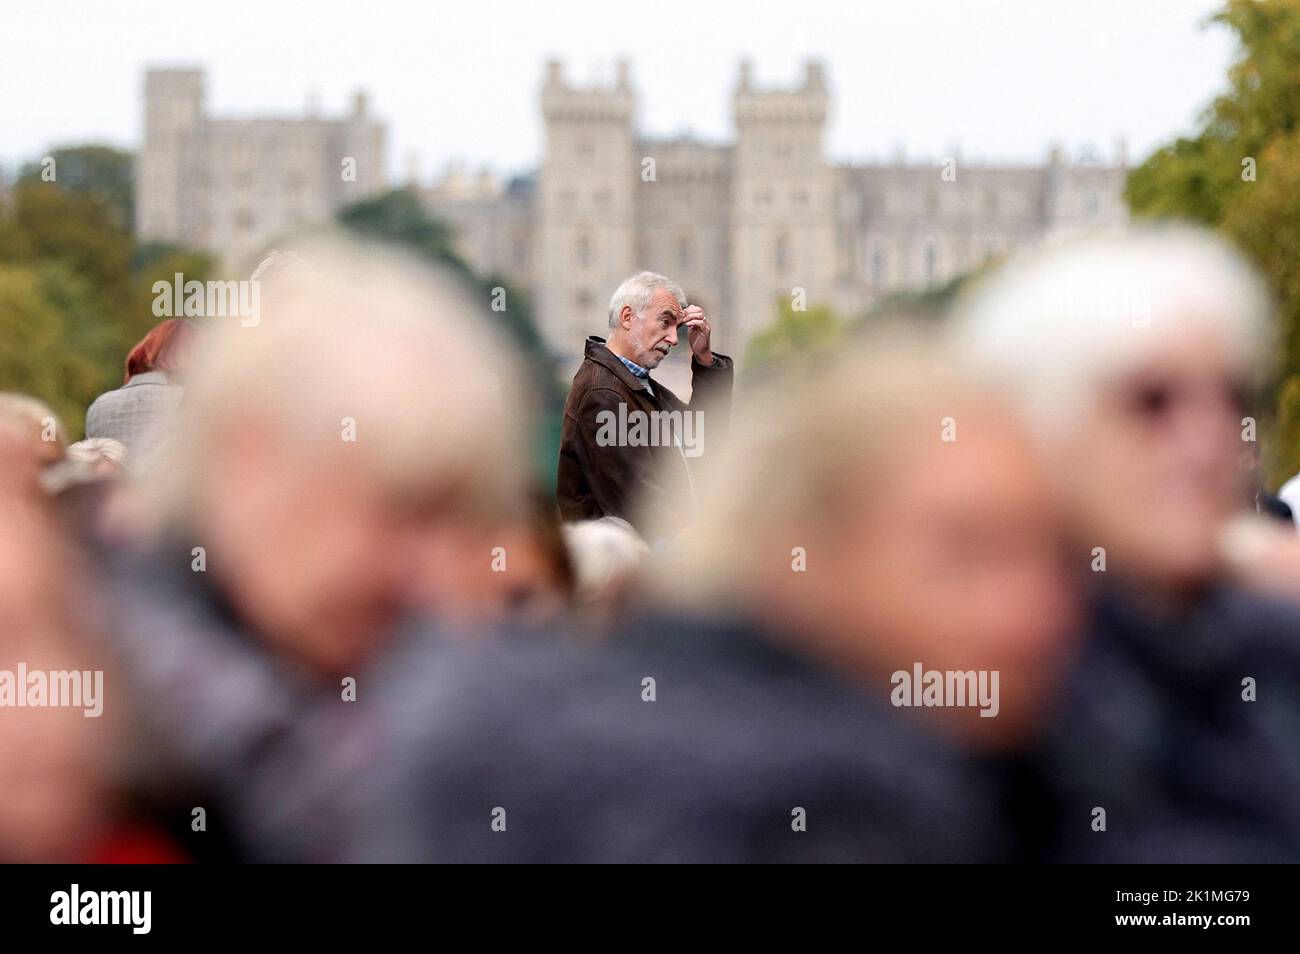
left=557, top=271, right=733, bottom=540
left=365, top=332, right=1080, bottom=862
left=43, top=436, right=129, bottom=491
left=85, top=317, right=196, bottom=465
left=43, top=438, right=135, bottom=552
left=413, top=489, right=574, bottom=631
left=0, top=432, right=180, bottom=863
left=952, top=227, right=1300, bottom=861
left=67, top=436, right=130, bottom=475
left=0, top=391, right=66, bottom=471
left=100, top=239, right=531, bottom=861
left=561, top=516, right=649, bottom=634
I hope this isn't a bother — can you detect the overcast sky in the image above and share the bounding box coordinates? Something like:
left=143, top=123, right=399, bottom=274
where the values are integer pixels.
left=2, top=0, right=1234, bottom=180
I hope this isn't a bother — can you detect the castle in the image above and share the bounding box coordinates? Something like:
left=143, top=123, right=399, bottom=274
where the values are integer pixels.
left=136, top=69, right=387, bottom=267
left=421, top=60, right=1130, bottom=358
left=134, top=63, right=1128, bottom=360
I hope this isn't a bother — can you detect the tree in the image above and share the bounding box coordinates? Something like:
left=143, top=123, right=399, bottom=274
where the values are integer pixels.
left=18, top=145, right=134, bottom=231
left=1127, top=0, right=1300, bottom=485
left=0, top=168, right=214, bottom=437
left=0, top=264, right=103, bottom=434
left=744, top=300, right=844, bottom=373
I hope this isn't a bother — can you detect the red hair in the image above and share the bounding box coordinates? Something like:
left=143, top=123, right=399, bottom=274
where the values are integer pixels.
left=125, top=319, right=194, bottom=383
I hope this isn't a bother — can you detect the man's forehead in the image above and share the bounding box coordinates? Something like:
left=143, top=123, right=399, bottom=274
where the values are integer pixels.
left=648, top=288, right=682, bottom=313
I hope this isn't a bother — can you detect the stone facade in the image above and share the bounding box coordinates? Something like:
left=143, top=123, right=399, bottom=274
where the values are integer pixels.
left=422, top=60, right=1129, bottom=360
left=136, top=68, right=387, bottom=269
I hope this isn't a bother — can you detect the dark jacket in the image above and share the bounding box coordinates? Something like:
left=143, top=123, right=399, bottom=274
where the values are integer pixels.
left=363, top=611, right=1013, bottom=863
left=1037, top=582, right=1300, bottom=862
left=556, top=336, right=734, bottom=535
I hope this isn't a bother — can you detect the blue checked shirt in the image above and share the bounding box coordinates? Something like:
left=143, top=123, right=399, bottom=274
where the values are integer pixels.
left=614, top=353, right=654, bottom=398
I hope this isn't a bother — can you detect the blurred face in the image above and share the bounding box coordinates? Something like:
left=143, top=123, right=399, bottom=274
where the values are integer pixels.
left=613, top=288, right=683, bottom=369
left=1064, top=325, right=1248, bottom=592
left=201, top=428, right=437, bottom=678
left=0, top=460, right=114, bottom=861
left=789, top=407, right=1077, bottom=746
left=413, top=521, right=570, bottom=629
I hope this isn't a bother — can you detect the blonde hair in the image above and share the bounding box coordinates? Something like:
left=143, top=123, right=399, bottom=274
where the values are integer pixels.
left=146, top=238, right=530, bottom=528
left=649, top=325, right=993, bottom=609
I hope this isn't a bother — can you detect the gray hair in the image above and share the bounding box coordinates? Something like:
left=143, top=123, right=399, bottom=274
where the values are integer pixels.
left=949, top=226, right=1273, bottom=445
left=67, top=438, right=129, bottom=469
left=608, top=271, right=686, bottom=329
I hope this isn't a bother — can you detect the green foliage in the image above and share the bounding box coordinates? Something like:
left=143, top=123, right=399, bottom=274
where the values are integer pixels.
left=336, top=189, right=464, bottom=271
left=1127, top=0, right=1300, bottom=485
left=866, top=268, right=988, bottom=323
left=744, top=299, right=844, bottom=373
left=0, top=173, right=214, bottom=437
left=18, top=145, right=135, bottom=231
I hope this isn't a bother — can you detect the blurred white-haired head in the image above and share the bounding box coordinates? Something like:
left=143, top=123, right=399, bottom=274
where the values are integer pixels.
left=40, top=438, right=130, bottom=495
left=950, top=227, right=1272, bottom=444
left=0, top=393, right=66, bottom=469
left=561, top=516, right=648, bottom=611
left=950, top=226, right=1274, bottom=593
left=142, top=237, right=532, bottom=676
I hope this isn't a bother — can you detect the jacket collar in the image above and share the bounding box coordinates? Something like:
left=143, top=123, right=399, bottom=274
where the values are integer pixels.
left=584, top=336, right=651, bottom=393
left=125, top=370, right=171, bottom=387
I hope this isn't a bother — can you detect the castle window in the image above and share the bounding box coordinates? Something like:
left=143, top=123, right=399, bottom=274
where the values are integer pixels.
left=1084, top=192, right=1100, bottom=217
left=774, top=233, right=789, bottom=271
left=575, top=289, right=593, bottom=312
left=575, top=233, right=591, bottom=269
left=984, top=188, right=999, bottom=216
left=872, top=245, right=887, bottom=286
left=923, top=241, right=937, bottom=286
left=677, top=235, right=693, bottom=272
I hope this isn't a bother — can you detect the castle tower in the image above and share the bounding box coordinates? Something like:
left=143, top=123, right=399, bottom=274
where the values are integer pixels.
left=340, top=89, right=387, bottom=204
left=729, top=60, right=834, bottom=350
left=137, top=68, right=205, bottom=243
left=537, top=59, right=637, bottom=357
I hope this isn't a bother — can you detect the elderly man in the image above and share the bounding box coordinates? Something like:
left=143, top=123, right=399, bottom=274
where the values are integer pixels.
left=557, top=271, right=734, bottom=537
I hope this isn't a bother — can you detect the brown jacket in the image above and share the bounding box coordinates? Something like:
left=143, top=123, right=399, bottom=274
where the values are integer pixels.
left=557, top=336, right=734, bottom=537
